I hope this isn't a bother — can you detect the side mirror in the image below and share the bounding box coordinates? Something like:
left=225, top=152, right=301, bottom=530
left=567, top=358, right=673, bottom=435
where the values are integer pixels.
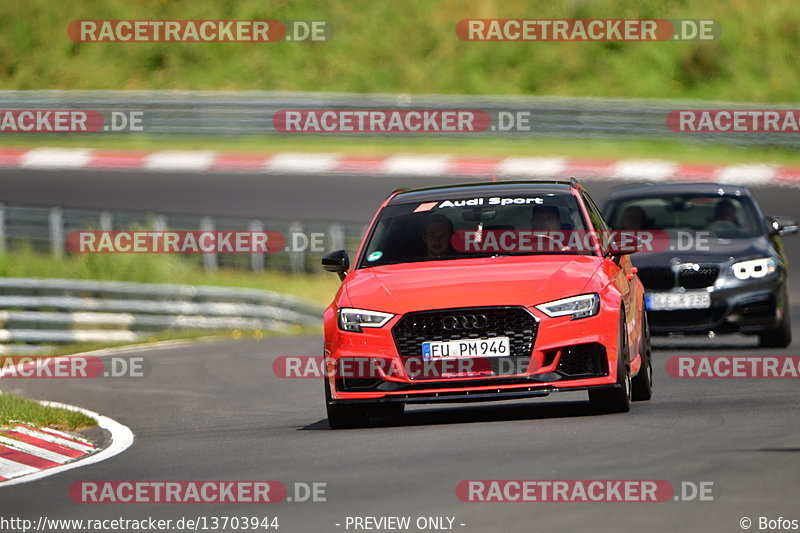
left=767, top=216, right=799, bottom=236
left=322, top=250, right=350, bottom=280
left=606, top=231, right=642, bottom=257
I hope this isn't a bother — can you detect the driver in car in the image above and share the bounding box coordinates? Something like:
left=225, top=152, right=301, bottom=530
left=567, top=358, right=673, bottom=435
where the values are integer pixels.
left=422, top=214, right=456, bottom=258
left=706, top=199, right=740, bottom=231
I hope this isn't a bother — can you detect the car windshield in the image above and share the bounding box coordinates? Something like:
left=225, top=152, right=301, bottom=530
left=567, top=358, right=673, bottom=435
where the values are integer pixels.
left=358, top=192, right=589, bottom=268
left=605, top=194, right=762, bottom=238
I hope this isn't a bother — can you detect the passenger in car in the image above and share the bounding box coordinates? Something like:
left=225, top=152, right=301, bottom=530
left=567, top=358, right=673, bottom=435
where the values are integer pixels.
left=531, top=205, right=562, bottom=231
left=621, top=205, right=650, bottom=230
left=710, top=199, right=739, bottom=226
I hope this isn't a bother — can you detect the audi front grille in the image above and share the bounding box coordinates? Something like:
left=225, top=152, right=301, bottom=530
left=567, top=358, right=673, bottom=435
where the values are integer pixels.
left=391, top=306, right=538, bottom=380
left=637, top=265, right=719, bottom=290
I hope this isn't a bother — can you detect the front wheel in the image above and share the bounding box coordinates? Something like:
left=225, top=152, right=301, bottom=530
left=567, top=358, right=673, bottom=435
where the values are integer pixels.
left=325, top=379, right=370, bottom=429
left=590, top=314, right=632, bottom=413
left=632, top=312, right=653, bottom=401
left=759, top=302, right=791, bottom=348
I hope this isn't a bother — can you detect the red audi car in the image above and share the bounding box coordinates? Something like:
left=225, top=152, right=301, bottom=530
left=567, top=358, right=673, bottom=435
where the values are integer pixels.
left=322, top=180, right=651, bottom=428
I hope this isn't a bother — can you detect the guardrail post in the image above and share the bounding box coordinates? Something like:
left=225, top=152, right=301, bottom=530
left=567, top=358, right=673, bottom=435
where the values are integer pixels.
left=288, top=222, right=305, bottom=274
left=49, top=207, right=64, bottom=258
left=99, top=210, right=113, bottom=232
left=200, top=216, right=217, bottom=272
left=152, top=214, right=167, bottom=232
left=0, top=203, right=6, bottom=253
left=328, top=223, right=345, bottom=252
left=249, top=219, right=265, bottom=272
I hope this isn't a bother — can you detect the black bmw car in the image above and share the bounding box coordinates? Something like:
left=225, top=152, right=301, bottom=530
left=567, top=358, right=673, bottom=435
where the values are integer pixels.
left=602, top=183, right=797, bottom=347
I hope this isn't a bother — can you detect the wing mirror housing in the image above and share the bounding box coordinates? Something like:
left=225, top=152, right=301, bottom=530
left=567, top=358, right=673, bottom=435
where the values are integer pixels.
left=322, top=250, right=350, bottom=280
left=767, top=216, right=799, bottom=236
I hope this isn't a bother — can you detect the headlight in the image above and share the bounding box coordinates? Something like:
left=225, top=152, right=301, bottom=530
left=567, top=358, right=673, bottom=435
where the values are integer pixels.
left=732, top=258, right=777, bottom=280
left=338, top=308, right=394, bottom=332
left=536, top=293, right=600, bottom=319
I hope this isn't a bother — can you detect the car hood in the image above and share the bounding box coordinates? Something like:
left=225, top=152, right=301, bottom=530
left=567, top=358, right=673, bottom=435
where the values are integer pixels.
left=342, top=255, right=602, bottom=314
left=633, top=235, right=775, bottom=267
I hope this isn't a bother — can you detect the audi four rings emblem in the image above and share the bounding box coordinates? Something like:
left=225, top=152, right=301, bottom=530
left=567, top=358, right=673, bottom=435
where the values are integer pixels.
left=442, top=314, right=489, bottom=330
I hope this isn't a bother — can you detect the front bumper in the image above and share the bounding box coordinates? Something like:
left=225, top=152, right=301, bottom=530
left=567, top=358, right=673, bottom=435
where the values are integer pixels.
left=324, top=304, right=623, bottom=404
left=329, top=383, right=623, bottom=405
left=647, top=276, right=786, bottom=335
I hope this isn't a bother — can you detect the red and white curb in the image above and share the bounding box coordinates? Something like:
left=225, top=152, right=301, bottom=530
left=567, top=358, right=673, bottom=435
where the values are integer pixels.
left=0, top=422, right=96, bottom=480
left=1, top=147, right=799, bottom=186
left=0, top=401, right=133, bottom=486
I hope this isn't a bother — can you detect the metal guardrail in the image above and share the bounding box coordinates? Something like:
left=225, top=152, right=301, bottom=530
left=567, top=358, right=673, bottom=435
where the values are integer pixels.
left=0, top=202, right=365, bottom=274
left=0, top=90, right=798, bottom=146
left=0, top=277, right=324, bottom=353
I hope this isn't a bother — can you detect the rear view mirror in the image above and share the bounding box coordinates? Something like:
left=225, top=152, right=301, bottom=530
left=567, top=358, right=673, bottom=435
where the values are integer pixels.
left=462, top=208, right=497, bottom=222
left=767, top=216, right=799, bottom=236
left=322, top=250, right=350, bottom=280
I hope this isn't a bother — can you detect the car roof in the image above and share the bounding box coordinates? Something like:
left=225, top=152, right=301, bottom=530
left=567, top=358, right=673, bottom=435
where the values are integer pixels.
left=387, top=180, right=577, bottom=205
left=605, top=182, right=752, bottom=202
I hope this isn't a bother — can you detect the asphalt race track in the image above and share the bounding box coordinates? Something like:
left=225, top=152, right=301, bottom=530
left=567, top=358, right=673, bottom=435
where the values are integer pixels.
left=1, top=170, right=799, bottom=532
left=2, top=331, right=799, bottom=532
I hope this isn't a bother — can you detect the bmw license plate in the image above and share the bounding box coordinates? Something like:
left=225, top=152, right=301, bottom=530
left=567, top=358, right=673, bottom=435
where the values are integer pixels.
left=422, top=337, right=510, bottom=360
left=646, top=291, right=712, bottom=311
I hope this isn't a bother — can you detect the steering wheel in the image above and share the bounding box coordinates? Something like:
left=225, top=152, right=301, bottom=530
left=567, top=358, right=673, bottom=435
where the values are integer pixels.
left=705, top=220, right=739, bottom=232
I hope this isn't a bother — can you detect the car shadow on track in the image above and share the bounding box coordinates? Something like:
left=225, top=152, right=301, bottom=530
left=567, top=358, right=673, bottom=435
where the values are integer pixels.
left=300, top=398, right=613, bottom=431
left=651, top=338, right=760, bottom=351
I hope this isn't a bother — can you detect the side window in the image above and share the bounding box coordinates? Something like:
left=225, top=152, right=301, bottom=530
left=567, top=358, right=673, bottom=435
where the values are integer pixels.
left=581, top=192, right=609, bottom=232
left=581, top=191, right=611, bottom=252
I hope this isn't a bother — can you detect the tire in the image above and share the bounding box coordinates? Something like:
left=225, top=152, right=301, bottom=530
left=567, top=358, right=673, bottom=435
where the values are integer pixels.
left=759, top=301, right=791, bottom=348
left=589, top=313, right=632, bottom=414
left=325, top=379, right=370, bottom=429
left=631, top=311, right=653, bottom=402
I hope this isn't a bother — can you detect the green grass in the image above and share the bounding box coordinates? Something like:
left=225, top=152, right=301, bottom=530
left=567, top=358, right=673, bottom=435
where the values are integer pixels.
left=3, top=134, right=800, bottom=167
left=1, top=0, right=799, bottom=102
left=0, top=392, right=97, bottom=430
left=0, top=247, right=341, bottom=305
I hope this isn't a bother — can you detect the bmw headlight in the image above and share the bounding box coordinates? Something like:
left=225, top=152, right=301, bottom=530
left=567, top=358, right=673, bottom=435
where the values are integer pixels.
left=731, top=258, right=777, bottom=280
left=338, top=308, right=394, bottom=332
left=536, top=294, right=600, bottom=320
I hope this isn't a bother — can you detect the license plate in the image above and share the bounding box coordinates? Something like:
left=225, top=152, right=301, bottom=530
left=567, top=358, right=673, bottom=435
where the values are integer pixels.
left=646, top=291, right=711, bottom=311
left=422, top=337, right=511, bottom=360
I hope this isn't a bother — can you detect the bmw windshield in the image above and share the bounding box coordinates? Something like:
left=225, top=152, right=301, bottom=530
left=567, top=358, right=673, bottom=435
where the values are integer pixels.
left=605, top=194, right=763, bottom=239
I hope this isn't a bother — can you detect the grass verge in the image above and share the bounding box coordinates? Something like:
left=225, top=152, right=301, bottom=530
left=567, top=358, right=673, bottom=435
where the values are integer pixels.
left=2, top=0, right=799, bottom=102
left=0, top=393, right=97, bottom=430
